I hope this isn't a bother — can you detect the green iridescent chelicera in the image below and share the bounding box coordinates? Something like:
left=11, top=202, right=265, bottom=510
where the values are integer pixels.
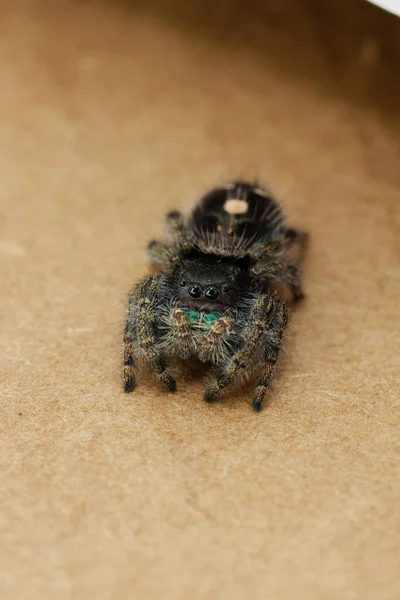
left=183, top=309, right=200, bottom=322
left=203, top=312, right=220, bottom=323
left=183, top=309, right=220, bottom=325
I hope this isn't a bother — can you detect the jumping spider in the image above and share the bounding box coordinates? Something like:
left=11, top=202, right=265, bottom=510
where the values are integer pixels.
left=124, top=181, right=308, bottom=411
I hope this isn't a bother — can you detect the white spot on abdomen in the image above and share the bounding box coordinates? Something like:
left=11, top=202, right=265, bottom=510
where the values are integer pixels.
left=223, top=199, right=249, bottom=215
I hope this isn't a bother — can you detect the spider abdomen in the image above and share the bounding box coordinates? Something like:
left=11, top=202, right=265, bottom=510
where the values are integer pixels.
left=189, top=181, right=283, bottom=257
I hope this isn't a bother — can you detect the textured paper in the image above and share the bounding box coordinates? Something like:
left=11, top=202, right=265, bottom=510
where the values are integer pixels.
left=1, top=1, right=399, bottom=599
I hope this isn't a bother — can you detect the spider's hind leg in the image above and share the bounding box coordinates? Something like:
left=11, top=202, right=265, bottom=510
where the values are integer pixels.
left=286, top=264, right=305, bottom=303
left=282, top=227, right=309, bottom=262
left=282, top=227, right=309, bottom=302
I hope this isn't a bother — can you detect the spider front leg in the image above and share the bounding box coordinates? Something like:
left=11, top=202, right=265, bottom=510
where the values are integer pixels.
left=204, top=294, right=286, bottom=409
left=123, top=326, right=136, bottom=392
left=252, top=300, right=289, bottom=411
left=124, top=275, right=177, bottom=393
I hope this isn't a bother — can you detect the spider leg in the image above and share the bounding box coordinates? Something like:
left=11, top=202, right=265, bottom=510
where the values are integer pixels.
left=246, top=240, right=282, bottom=262
left=282, top=263, right=304, bottom=303
left=166, top=210, right=194, bottom=253
left=203, top=294, right=277, bottom=404
left=124, top=275, right=177, bottom=393
left=247, top=228, right=309, bottom=303
left=281, top=227, right=309, bottom=264
left=252, top=300, right=289, bottom=411
left=281, top=228, right=309, bottom=301
left=252, top=260, right=304, bottom=303
left=147, top=239, right=178, bottom=267
left=288, top=266, right=305, bottom=303
left=147, top=210, right=192, bottom=268
left=123, top=327, right=136, bottom=392
left=166, top=210, right=185, bottom=238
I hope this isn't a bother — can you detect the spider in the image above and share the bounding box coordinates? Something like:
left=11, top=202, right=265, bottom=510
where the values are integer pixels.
left=123, top=181, right=308, bottom=411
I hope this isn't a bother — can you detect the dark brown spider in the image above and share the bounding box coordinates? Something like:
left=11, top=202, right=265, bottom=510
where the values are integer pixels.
left=123, top=181, right=309, bottom=411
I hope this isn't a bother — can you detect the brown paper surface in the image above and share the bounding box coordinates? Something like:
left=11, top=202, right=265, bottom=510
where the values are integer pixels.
left=1, top=1, right=399, bottom=598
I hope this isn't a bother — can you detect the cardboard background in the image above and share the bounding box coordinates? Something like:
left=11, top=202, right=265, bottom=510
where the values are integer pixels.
left=1, top=1, right=399, bottom=598
left=367, top=0, right=400, bottom=17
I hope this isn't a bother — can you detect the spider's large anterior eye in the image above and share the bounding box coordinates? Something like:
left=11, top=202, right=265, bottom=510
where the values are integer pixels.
left=188, top=284, right=202, bottom=298
left=204, top=286, right=220, bottom=300
left=221, top=284, right=230, bottom=293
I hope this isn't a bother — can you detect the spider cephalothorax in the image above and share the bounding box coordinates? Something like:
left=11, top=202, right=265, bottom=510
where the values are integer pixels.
left=175, top=252, right=252, bottom=311
left=124, top=181, right=308, bottom=411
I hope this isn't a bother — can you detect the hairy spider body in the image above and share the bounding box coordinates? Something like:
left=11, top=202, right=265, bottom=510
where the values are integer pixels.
left=124, top=181, right=308, bottom=411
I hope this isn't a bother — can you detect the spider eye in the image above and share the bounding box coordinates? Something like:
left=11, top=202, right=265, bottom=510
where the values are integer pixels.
left=204, top=286, right=220, bottom=300
left=221, top=284, right=230, bottom=293
left=188, top=284, right=202, bottom=298
left=180, top=279, right=186, bottom=287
